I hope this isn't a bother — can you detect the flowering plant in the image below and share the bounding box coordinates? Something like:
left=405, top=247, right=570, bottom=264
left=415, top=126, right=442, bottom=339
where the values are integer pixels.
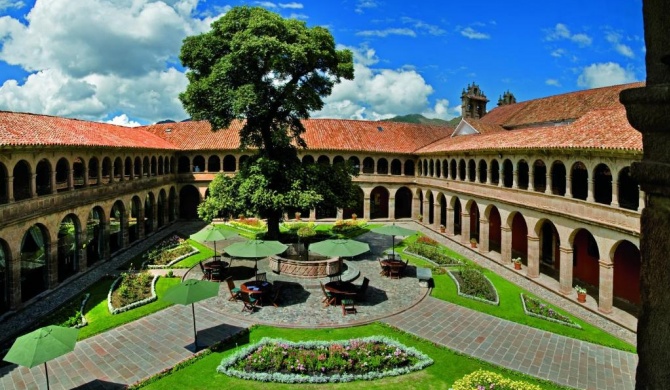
left=511, top=257, right=522, bottom=264
left=575, top=285, right=587, bottom=294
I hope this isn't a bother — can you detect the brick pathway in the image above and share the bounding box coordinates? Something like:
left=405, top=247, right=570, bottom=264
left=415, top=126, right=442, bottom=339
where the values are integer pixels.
left=383, top=296, right=638, bottom=390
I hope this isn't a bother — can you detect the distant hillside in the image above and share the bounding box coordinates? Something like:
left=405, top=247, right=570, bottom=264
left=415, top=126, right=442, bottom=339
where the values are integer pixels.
left=381, top=114, right=456, bottom=126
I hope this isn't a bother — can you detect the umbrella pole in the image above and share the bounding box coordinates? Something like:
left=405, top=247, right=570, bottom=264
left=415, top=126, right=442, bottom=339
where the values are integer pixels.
left=44, top=362, right=50, bottom=390
left=391, top=236, right=395, bottom=257
left=191, top=303, right=198, bottom=350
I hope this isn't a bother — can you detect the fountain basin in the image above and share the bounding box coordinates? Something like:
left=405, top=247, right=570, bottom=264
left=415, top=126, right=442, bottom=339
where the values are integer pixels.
left=269, top=255, right=343, bottom=278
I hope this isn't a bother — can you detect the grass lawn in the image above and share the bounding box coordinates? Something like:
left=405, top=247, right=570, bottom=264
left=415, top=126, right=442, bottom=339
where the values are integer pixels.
left=77, top=276, right=181, bottom=340
left=137, top=323, right=570, bottom=390
left=172, top=239, right=216, bottom=269
left=395, top=237, right=636, bottom=353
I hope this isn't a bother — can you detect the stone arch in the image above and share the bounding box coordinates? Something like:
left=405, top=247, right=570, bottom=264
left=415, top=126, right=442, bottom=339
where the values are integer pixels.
left=58, top=214, right=80, bottom=282
left=421, top=159, right=427, bottom=176
left=343, top=186, right=364, bottom=219
left=485, top=205, right=501, bottom=253
left=142, top=156, right=150, bottom=177
left=532, top=159, right=547, bottom=192
left=88, top=157, right=100, bottom=186
left=72, top=157, right=86, bottom=189
left=536, top=219, right=560, bottom=281
left=0, top=239, right=10, bottom=313
left=348, top=156, right=361, bottom=174
left=223, top=155, right=236, bottom=172
left=102, top=157, right=112, bottom=184
left=145, top=192, right=155, bottom=235
left=428, top=159, right=434, bottom=177
left=618, top=167, right=639, bottom=210
left=129, top=196, right=141, bottom=244
left=490, top=159, right=500, bottom=185
left=86, top=206, right=106, bottom=266
left=133, top=156, right=142, bottom=179
left=478, top=159, right=488, bottom=183
left=302, top=155, right=315, bottom=164
left=611, top=240, right=641, bottom=306
left=150, top=156, right=157, bottom=176
left=441, top=160, right=448, bottom=178
left=391, top=159, right=402, bottom=175
left=158, top=156, right=164, bottom=175
left=20, top=224, right=50, bottom=302
left=434, top=159, right=441, bottom=178
left=593, top=163, right=612, bottom=205
left=317, top=155, right=330, bottom=165
left=55, top=157, right=70, bottom=192
left=165, top=155, right=172, bottom=174
left=451, top=196, right=462, bottom=235
left=508, top=211, right=528, bottom=264
left=208, top=155, right=221, bottom=172
left=370, top=186, right=390, bottom=219
left=377, top=158, right=389, bottom=175
left=395, top=186, right=413, bottom=219
left=0, top=162, right=7, bottom=204
left=551, top=161, right=566, bottom=196
left=110, top=200, right=126, bottom=254
left=157, top=189, right=167, bottom=228
left=517, top=159, right=529, bottom=190
left=13, top=160, right=33, bottom=201
left=113, top=157, right=123, bottom=180
left=35, top=158, right=51, bottom=196
left=502, top=159, right=513, bottom=188
left=468, top=159, right=476, bottom=182
left=177, top=156, right=190, bottom=173
left=168, top=186, right=177, bottom=222
left=333, top=155, right=345, bottom=165
left=426, top=190, right=434, bottom=224
left=467, top=199, right=480, bottom=242
left=570, top=228, right=600, bottom=292
left=450, top=159, right=457, bottom=179
left=124, top=157, right=133, bottom=179
left=192, top=155, right=205, bottom=172
left=571, top=161, right=588, bottom=200
left=362, top=157, right=375, bottom=174
left=458, top=159, right=466, bottom=181
left=179, top=185, right=201, bottom=219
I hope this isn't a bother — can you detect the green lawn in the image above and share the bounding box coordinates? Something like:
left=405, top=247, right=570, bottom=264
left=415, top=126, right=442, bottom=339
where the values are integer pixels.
left=172, top=239, right=216, bottom=268
left=135, top=323, right=570, bottom=390
left=394, top=236, right=636, bottom=353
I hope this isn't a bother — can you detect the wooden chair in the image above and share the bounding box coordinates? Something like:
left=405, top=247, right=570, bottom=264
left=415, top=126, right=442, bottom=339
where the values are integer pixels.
left=240, top=292, right=259, bottom=313
left=199, top=261, right=211, bottom=280
left=225, top=276, right=241, bottom=302
left=378, top=258, right=389, bottom=276
left=400, top=258, right=409, bottom=273
left=356, top=277, right=370, bottom=300
left=256, top=272, right=267, bottom=282
left=389, top=265, right=401, bottom=279
left=341, top=298, right=356, bottom=316
left=210, top=266, right=223, bottom=282
left=320, top=281, right=336, bottom=307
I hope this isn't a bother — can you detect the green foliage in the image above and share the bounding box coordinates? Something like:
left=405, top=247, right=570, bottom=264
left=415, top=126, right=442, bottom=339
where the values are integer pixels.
left=452, top=370, right=543, bottom=390
left=296, top=225, right=316, bottom=238
left=114, top=271, right=153, bottom=307
left=406, top=240, right=462, bottom=266
left=456, top=266, right=496, bottom=302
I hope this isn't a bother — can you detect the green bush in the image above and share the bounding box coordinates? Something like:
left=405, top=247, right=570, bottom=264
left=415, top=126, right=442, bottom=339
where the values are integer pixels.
left=406, top=242, right=462, bottom=266
left=452, top=369, right=542, bottom=390
left=457, top=266, right=496, bottom=302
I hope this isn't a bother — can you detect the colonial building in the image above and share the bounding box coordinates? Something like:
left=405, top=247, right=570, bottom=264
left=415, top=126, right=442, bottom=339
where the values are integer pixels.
left=0, top=82, right=642, bottom=324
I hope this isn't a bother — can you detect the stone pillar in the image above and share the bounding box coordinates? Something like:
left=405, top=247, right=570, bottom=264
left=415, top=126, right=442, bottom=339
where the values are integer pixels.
left=363, top=197, right=371, bottom=220
left=500, top=226, right=512, bottom=264
left=558, top=246, right=574, bottom=295
left=68, top=169, right=74, bottom=190
left=611, top=178, right=620, bottom=207
left=82, top=168, right=89, bottom=187
left=565, top=177, right=572, bottom=197
left=336, top=208, right=343, bottom=220
left=498, top=168, right=504, bottom=187
left=309, top=208, right=316, bottom=222
left=9, top=251, right=21, bottom=308
left=638, top=188, right=645, bottom=212
left=121, top=210, right=130, bottom=249
left=422, top=199, right=429, bottom=223
left=461, top=212, right=471, bottom=245
left=545, top=172, right=552, bottom=194
left=479, top=216, right=490, bottom=253
left=412, top=195, right=421, bottom=219
left=30, top=174, right=36, bottom=198
left=598, top=260, right=614, bottom=314
left=389, top=196, right=396, bottom=221
left=48, top=242, right=59, bottom=289
left=527, top=235, right=540, bottom=278
left=78, top=229, right=88, bottom=273
left=7, top=176, right=14, bottom=202
left=50, top=170, right=57, bottom=193
left=433, top=202, right=440, bottom=230
left=486, top=168, right=492, bottom=185
left=446, top=206, right=455, bottom=236
left=587, top=178, right=595, bottom=202
left=529, top=171, right=535, bottom=192
left=137, top=208, right=145, bottom=240
left=102, top=222, right=111, bottom=261
left=512, top=169, right=519, bottom=189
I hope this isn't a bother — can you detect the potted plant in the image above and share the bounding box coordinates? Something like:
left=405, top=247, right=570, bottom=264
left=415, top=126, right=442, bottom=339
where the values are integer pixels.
left=295, top=211, right=301, bottom=221
left=470, top=238, right=478, bottom=248
left=575, top=285, right=587, bottom=303
left=351, top=213, right=357, bottom=221
left=439, top=224, right=446, bottom=233
left=417, top=214, right=423, bottom=223
left=512, top=257, right=522, bottom=270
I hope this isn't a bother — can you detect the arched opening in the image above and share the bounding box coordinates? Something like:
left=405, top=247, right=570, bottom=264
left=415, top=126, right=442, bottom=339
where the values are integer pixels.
left=302, top=155, right=315, bottom=164
left=88, top=157, right=99, bottom=186
left=450, top=159, right=457, bottom=179
left=370, top=186, right=389, bottom=219
left=429, top=159, right=434, bottom=177
left=58, top=214, right=79, bottom=282
left=333, top=156, right=345, bottom=165
left=517, top=160, right=529, bottom=190
left=157, top=190, right=166, bottom=229
left=362, top=157, right=375, bottom=174
left=435, top=159, right=442, bottom=178
left=391, top=159, right=402, bottom=175
left=348, top=156, right=361, bottom=174
left=193, top=155, right=205, bottom=172
left=168, top=187, right=177, bottom=222
left=478, top=160, right=488, bottom=183
left=13, top=160, right=32, bottom=201
left=458, top=159, right=466, bottom=181
left=533, top=160, right=547, bottom=192
left=151, top=156, right=157, bottom=176
left=35, top=159, right=51, bottom=196
left=394, top=187, right=413, bottom=219
left=453, top=197, right=462, bottom=235
left=490, top=159, right=500, bottom=185
left=0, top=163, right=6, bottom=204
left=571, top=162, right=588, bottom=200
left=113, top=157, right=123, bottom=181
left=177, top=156, right=190, bottom=173
left=618, top=167, right=639, bottom=210
left=343, top=186, right=364, bottom=219
left=421, top=160, right=427, bottom=176
left=317, top=155, right=330, bottom=165
left=86, top=207, right=105, bottom=266
left=158, top=156, right=164, bottom=175
left=239, top=155, right=250, bottom=169
left=110, top=201, right=125, bottom=254
left=511, top=212, right=528, bottom=264
left=169, top=156, right=175, bottom=173
left=593, top=163, right=612, bottom=205
left=145, top=193, right=155, bottom=235
left=438, top=193, right=447, bottom=227
left=442, top=160, right=448, bottom=178
left=468, top=159, right=476, bottom=182
left=179, top=185, right=201, bottom=219
left=427, top=191, right=434, bottom=224
left=124, top=157, right=133, bottom=179
left=73, top=157, right=85, bottom=189
left=487, top=206, right=501, bottom=253
left=21, top=224, right=49, bottom=302
left=142, top=156, right=150, bottom=177
left=0, top=240, right=9, bottom=314
left=469, top=201, right=480, bottom=242
left=539, top=220, right=560, bottom=281
left=129, top=197, right=141, bottom=244
left=101, top=157, right=112, bottom=184
left=612, top=240, right=641, bottom=308
left=131, top=156, right=140, bottom=178
left=502, top=159, right=513, bottom=188
left=223, top=155, right=236, bottom=172
left=551, top=161, right=566, bottom=196
left=572, top=229, right=600, bottom=294
left=377, top=158, right=389, bottom=175
left=208, top=155, right=221, bottom=172
left=55, top=157, right=70, bottom=192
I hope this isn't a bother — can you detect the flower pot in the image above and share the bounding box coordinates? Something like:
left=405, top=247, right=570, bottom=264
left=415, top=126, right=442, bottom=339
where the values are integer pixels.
left=577, top=292, right=587, bottom=303
left=470, top=243, right=477, bottom=248
left=352, top=215, right=357, bottom=221
left=440, top=228, right=446, bottom=233
left=513, top=262, right=522, bottom=270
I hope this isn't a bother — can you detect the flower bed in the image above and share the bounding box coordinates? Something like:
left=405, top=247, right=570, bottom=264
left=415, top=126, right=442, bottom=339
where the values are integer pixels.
left=404, top=238, right=462, bottom=266
left=227, top=218, right=267, bottom=234
left=331, top=219, right=368, bottom=236
left=520, top=294, right=581, bottom=329
left=447, top=268, right=499, bottom=305
left=142, top=235, right=198, bottom=268
left=452, top=369, right=542, bottom=390
left=218, top=336, right=433, bottom=384
left=107, top=272, right=159, bottom=315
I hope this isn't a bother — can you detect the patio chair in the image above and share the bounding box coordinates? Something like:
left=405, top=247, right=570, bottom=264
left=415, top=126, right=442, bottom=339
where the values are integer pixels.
left=389, top=265, right=402, bottom=279
left=256, top=272, right=267, bottom=282
left=320, top=281, right=336, bottom=307
left=199, top=261, right=211, bottom=280
left=225, top=276, right=241, bottom=302
left=355, top=277, right=370, bottom=300
left=342, top=298, right=356, bottom=316
left=210, top=266, right=223, bottom=282
left=240, top=292, right=259, bottom=313
left=400, top=258, right=409, bottom=273
left=378, top=258, right=390, bottom=276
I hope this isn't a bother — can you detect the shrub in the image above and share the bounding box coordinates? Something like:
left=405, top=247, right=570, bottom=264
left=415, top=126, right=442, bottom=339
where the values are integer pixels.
left=457, top=266, right=496, bottom=302
left=452, top=369, right=542, bottom=390
left=405, top=240, right=461, bottom=266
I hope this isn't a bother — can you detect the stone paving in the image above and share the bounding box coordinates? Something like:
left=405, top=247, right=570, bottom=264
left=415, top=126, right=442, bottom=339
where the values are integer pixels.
left=0, top=221, right=639, bottom=389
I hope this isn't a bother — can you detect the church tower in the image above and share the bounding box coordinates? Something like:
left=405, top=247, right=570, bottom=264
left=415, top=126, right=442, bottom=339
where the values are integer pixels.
left=497, top=90, right=517, bottom=106
left=461, top=82, right=489, bottom=119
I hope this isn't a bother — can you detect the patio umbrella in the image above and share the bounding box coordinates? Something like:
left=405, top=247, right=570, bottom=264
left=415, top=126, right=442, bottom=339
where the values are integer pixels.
left=372, top=224, right=416, bottom=257
left=3, top=325, right=79, bottom=390
left=309, top=239, right=370, bottom=258
left=190, top=225, right=238, bottom=256
left=162, top=279, right=220, bottom=350
left=224, top=239, right=288, bottom=272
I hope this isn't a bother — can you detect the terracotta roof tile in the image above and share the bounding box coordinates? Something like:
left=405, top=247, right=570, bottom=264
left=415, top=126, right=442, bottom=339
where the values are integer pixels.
left=0, top=111, right=177, bottom=150
left=461, top=118, right=505, bottom=135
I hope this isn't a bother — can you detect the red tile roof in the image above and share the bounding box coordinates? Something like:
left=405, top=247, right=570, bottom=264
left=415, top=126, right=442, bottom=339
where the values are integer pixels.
left=0, top=111, right=177, bottom=150
left=460, top=118, right=505, bottom=135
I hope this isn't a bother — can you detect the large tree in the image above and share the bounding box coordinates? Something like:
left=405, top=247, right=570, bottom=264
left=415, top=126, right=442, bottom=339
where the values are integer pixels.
left=179, top=6, right=356, bottom=238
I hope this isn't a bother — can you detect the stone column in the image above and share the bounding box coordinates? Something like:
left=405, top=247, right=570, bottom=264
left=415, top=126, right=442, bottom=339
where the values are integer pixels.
left=388, top=196, right=396, bottom=221
left=460, top=211, right=471, bottom=245
left=48, top=241, right=58, bottom=289
left=479, top=216, right=490, bottom=253
left=598, top=260, right=614, bottom=314
left=68, top=168, right=74, bottom=190
left=102, top=222, right=111, bottom=261
left=82, top=168, right=89, bottom=187
left=486, top=167, right=492, bottom=185
left=336, top=208, right=343, bottom=220
left=558, top=246, right=574, bottom=295
left=50, top=170, right=57, bottom=193
left=78, top=229, right=88, bottom=273
left=9, top=250, right=21, bottom=308
left=309, top=208, right=316, bottom=222
left=7, top=176, right=14, bottom=202
left=565, top=177, right=572, bottom=197
left=363, top=197, right=371, bottom=220
left=545, top=172, right=552, bottom=194
left=527, top=235, right=540, bottom=278
left=512, top=169, right=519, bottom=189
left=446, top=206, right=455, bottom=236
left=498, top=168, right=504, bottom=187
left=433, top=202, right=440, bottom=230
left=121, top=210, right=130, bottom=249
left=30, top=174, right=36, bottom=198
left=422, top=199, right=429, bottom=223
left=638, top=188, right=645, bottom=212
left=611, top=178, right=620, bottom=207
left=500, top=226, right=512, bottom=264
left=137, top=208, right=145, bottom=240
left=586, top=178, right=595, bottom=202
left=529, top=170, right=535, bottom=192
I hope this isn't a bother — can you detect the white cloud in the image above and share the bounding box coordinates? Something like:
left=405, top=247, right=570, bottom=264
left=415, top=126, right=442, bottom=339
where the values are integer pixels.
left=357, top=28, right=416, bottom=38
left=545, top=79, right=561, bottom=87
left=106, top=114, right=141, bottom=127
left=279, top=2, right=303, bottom=9
left=355, top=0, right=377, bottom=14
left=0, top=0, right=24, bottom=11
left=255, top=1, right=277, bottom=8
left=400, top=17, right=445, bottom=36
left=312, top=46, right=457, bottom=121
left=550, top=49, right=566, bottom=58
left=546, top=23, right=592, bottom=47
left=577, top=62, right=637, bottom=88
left=289, top=13, right=308, bottom=20
left=606, top=31, right=634, bottom=58
left=460, top=27, right=490, bottom=40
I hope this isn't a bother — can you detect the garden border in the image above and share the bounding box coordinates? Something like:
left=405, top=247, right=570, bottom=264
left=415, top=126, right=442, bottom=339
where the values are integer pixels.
left=73, top=293, right=91, bottom=329
left=520, top=294, right=582, bottom=329
left=447, top=269, right=500, bottom=306
left=107, top=274, right=160, bottom=315
left=145, top=247, right=199, bottom=269
left=402, top=246, right=463, bottom=267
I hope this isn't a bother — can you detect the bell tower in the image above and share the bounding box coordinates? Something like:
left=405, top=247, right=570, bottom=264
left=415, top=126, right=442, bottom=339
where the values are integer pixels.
left=461, top=82, right=489, bottom=119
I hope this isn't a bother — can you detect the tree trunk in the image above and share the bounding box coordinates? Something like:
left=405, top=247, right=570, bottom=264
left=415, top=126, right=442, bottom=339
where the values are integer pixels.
left=266, top=213, right=281, bottom=240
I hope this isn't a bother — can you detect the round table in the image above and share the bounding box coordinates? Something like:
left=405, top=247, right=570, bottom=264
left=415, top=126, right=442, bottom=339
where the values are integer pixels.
left=241, top=280, right=273, bottom=305
left=204, top=260, right=228, bottom=281
left=324, top=281, right=358, bottom=299
left=381, top=259, right=405, bottom=279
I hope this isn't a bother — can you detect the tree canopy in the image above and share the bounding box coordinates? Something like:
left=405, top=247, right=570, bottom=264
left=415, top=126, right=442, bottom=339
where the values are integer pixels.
left=179, top=6, right=357, bottom=238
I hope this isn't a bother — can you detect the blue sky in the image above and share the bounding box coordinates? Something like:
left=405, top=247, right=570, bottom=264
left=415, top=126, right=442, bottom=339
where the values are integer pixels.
left=0, top=0, right=644, bottom=126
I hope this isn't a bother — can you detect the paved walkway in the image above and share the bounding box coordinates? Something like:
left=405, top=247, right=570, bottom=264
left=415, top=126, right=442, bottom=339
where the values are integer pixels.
left=0, top=221, right=639, bottom=389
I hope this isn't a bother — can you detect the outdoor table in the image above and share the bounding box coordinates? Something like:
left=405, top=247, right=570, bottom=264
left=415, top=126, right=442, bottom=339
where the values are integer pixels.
left=381, top=259, right=404, bottom=278
left=324, top=281, right=358, bottom=302
left=241, top=280, right=273, bottom=305
left=204, top=260, right=228, bottom=281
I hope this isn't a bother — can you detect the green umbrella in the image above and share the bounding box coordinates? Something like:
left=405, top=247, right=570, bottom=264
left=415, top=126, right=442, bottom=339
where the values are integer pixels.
left=190, top=225, right=237, bottom=256
left=3, top=325, right=79, bottom=390
left=372, top=224, right=416, bottom=257
left=309, top=239, right=370, bottom=258
left=224, top=239, right=288, bottom=258
left=163, top=279, right=220, bottom=350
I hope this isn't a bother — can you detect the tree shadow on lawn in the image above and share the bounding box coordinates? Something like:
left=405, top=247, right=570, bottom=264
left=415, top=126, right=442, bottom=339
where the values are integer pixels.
left=72, top=379, right=126, bottom=390
left=195, top=323, right=249, bottom=353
